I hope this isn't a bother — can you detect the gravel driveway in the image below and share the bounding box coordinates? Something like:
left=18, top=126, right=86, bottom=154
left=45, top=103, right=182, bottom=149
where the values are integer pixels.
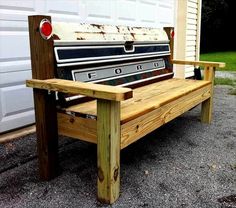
left=0, top=85, right=235, bottom=208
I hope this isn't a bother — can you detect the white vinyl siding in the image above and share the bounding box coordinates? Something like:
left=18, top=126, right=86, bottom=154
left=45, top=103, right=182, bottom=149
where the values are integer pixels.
left=185, top=0, right=201, bottom=77
left=0, top=0, right=175, bottom=133
left=175, top=0, right=202, bottom=78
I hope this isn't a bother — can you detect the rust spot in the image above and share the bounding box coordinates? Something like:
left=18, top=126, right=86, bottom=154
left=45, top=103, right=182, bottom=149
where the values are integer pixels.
left=116, top=26, right=120, bottom=32
left=69, top=117, right=75, bottom=123
left=53, top=34, right=60, bottom=40
left=90, top=24, right=101, bottom=28
left=98, top=167, right=104, bottom=182
left=130, top=33, right=135, bottom=38
left=77, top=37, right=85, bottom=40
left=113, top=167, right=119, bottom=181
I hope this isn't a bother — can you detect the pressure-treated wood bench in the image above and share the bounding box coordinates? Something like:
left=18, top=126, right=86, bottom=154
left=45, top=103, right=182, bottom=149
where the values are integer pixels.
left=26, top=15, right=225, bottom=204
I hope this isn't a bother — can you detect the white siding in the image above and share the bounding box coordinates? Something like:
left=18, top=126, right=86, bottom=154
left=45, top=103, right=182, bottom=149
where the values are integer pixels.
left=174, top=0, right=202, bottom=78
left=185, top=0, right=201, bottom=77
left=0, top=0, right=175, bottom=133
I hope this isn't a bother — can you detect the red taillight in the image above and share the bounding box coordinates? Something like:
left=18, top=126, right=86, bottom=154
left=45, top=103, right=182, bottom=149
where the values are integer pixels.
left=171, top=29, right=175, bottom=39
left=39, top=19, right=52, bottom=40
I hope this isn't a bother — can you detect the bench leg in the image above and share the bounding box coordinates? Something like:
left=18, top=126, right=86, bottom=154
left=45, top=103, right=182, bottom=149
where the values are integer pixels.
left=97, top=99, right=121, bottom=204
left=34, top=89, right=58, bottom=180
left=201, top=97, right=213, bottom=123
left=201, top=66, right=215, bottom=124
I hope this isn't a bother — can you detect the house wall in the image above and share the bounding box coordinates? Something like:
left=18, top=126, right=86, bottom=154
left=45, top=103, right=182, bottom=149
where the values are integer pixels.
left=0, top=0, right=175, bottom=133
left=174, top=0, right=202, bottom=78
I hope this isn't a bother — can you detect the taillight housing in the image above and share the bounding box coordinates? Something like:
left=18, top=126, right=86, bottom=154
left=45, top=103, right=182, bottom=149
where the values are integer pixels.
left=39, top=19, right=52, bottom=40
left=171, top=29, right=175, bottom=39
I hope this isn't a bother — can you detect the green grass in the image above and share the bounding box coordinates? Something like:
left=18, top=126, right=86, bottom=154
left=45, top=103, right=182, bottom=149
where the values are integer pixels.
left=200, top=51, right=236, bottom=71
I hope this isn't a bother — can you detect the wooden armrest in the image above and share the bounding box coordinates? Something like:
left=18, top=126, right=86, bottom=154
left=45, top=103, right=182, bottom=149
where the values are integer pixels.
left=172, top=59, right=225, bottom=68
left=26, top=78, right=133, bottom=101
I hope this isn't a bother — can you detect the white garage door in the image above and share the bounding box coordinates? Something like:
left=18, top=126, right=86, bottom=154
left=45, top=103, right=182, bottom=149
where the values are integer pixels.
left=0, top=0, right=175, bottom=133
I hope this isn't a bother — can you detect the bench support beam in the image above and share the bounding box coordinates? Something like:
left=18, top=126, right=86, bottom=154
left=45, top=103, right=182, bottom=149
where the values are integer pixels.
left=28, top=15, right=59, bottom=180
left=201, top=66, right=215, bottom=123
left=34, top=89, right=58, bottom=179
left=97, top=99, right=121, bottom=204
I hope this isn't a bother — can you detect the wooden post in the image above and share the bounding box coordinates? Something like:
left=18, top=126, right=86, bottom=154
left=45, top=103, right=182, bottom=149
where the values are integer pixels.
left=28, top=15, right=58, bottom=180
left=164, top=27, right=175, bottom=77
left=164, top=27, right=174, bottom=61
left=201, top=66, right=215, bottom=123
left=97, top=99, right=121, bottom=204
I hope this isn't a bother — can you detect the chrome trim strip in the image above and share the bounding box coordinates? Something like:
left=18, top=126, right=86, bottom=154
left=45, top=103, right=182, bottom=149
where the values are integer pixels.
left=57, top=52, right=170, bottom=67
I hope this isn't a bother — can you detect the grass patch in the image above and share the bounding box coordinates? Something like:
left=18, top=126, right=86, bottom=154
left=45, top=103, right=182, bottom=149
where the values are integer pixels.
left=200, top=51, right=236, bottom=71
left=214, top=77, right=236, bottom=86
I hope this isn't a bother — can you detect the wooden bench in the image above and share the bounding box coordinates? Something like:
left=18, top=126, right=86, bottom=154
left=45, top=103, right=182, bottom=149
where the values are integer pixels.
left=26, top=15, right=225, bottom=204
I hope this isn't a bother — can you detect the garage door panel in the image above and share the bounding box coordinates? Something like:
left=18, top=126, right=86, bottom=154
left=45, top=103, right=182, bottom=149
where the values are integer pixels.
left=116, top=0, right=137, bottom=23
left=46, top=0, right=82, bottom=22
left=0, top=10, right=36, bottom=21
left=0, top=110, right=35, bottom=133
left=0, top=60, right=31, bottom=73
left=138, top=1, right=157, bottom=25
left=158, top=3, right=174, bottom=26
left=0, top=0, right=35, bottom=11
left=0, top=20, right=28, bottom=31
left=0, top=85, right=33, bottom=118
left=46, top=0, right=79, bottom=15
left=85, top=0, right=114, bottom=24
left=0, top=70, right=31, bottom=86
left=0, top=32, right=30, bottom=61
left=0, top=0, right=36, bottom=21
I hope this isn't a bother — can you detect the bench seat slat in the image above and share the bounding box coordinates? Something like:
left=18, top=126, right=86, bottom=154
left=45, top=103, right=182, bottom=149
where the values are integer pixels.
left=65, top=78, right=211, bottom=124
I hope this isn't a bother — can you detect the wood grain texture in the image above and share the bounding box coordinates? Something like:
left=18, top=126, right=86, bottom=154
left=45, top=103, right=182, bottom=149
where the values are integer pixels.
left=172, top=59, right=225, bottom=68
left=58, top=82, right=211, bottom=149
left=201, top=66, right=215, bottom=123
left=97, top=100, right=120, bottom=204
left=57, top=112, right=96, bottom=143
left=66, top=78, right=211, bottom=124
left=121, top=84, right=211, bottom=148
left=28, top=15, right=58, bottom=180
left=33, top=89, right=59, bottom=179
left=26, top=79, right=133, bottom=101
left=164, top=27, right=174, bottom=61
